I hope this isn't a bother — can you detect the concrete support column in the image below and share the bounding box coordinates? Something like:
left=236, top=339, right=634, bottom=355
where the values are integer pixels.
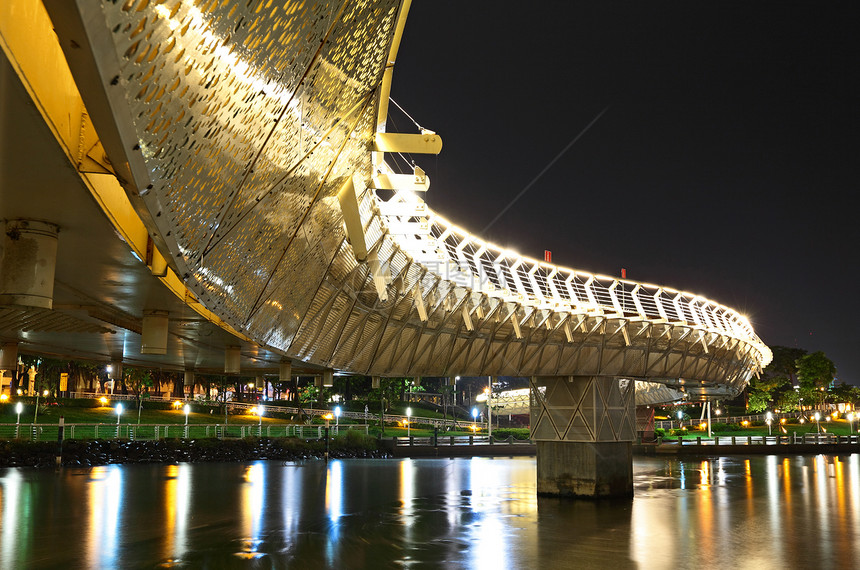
left=530, top=376, right=636, bottom=498
left=279, top=361, right=291, bottom=402
left=109, top=361, right=123, bottom=395
left=184, top=371, right=195, bottom=398
left=1, top=342, right=18, bottom=394
left=0, top=220, right=59, bottom=309
left=141, top=311, right=169, bottom=355
left=225, top=346, right=241, bottom=374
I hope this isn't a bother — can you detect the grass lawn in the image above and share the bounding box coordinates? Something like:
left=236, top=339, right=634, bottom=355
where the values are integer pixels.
left=676, top=421, right=856, bottom=438
left=0, top=403, right=290, bottom=426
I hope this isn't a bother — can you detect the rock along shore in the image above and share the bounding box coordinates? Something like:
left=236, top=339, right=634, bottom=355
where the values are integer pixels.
left=0, top=437, right=390, bottom=469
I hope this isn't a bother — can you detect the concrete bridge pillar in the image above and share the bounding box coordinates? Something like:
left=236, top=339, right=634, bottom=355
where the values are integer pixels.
left=0, top=220, right=59, bottom=309
left=530, top=376, right=636, bottom=498
left=184, top=370, right=195, bottom=397
left=224, top=346, right=241, bottom=374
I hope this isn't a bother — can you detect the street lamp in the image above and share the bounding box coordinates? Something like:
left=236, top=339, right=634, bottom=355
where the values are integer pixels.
left=766, top=411, right=773, bottom=436
left=472, top=407, right=478, bottom=430
left=257, top=405, right=263, bottom=429
left=184, top=404, right=190, bottom=425
left=814, top=411, right=821, bottom=434
left=15, top=402, right=22, bottom=438
left=406, top=407, right=412, bottom=437
left=848, top=412, right=855, bottom=434
left=677, top=409, right=683, bottom=429
left=116, top=403, right=123, bottom=424
left=334, top=406, right=341, bottom=432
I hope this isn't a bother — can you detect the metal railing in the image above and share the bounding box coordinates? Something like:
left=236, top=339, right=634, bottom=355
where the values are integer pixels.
left=661, top=433, right=860, bottom=446
left=654, top=411, right=830, bottom=430
left=390, top=434, right=533, bottom=446
left=0, top=423, right=369, bottom=442
left=367, top=175, right=770, bottom=367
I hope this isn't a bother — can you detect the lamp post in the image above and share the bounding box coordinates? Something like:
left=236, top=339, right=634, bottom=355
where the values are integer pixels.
left=814, top=411, right=821, bottom=434
left=472, top=407, right=478, bottom=431
left=334, top=406, right=341, bottom=434
left=406, top=407, right=412, bottom=438
left=257, top=405, right=263, bottom=435
left=15, top=402, right=22, bottom=439
left=486, top=376, right=493, bottom=442
left=766, top=411, right=773, bottom=436
left=184, top=404, right=190, bottom=425
left=677, top=409, right=683, bottom=429
left=848, top=412, right=855, bottom=435
left=116, top=403, right=123, bottom=424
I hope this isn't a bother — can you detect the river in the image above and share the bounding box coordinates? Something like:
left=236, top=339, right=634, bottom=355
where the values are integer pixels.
left=1, top=454, right=858, bottom=568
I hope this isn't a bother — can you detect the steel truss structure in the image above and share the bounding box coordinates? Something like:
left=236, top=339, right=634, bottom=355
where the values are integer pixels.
left=37, top=0, right=769, bottom=400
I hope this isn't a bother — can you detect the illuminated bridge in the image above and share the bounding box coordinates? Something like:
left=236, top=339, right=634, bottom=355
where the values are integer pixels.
left=0, top=1, right=770, bottom=496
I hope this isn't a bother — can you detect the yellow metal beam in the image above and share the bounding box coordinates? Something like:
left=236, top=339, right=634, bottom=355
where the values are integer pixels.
left=0, top=0, right=250, bottom=342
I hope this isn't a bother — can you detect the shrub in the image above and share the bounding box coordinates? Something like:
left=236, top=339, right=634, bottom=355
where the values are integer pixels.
left=332, top=429, right=377, bottom=451
left=654, top=428, right=666, bottom=438
left=491, top=428, right=531, bottom=440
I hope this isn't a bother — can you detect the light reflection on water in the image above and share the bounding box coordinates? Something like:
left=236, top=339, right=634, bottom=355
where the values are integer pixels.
left=0, top=454, right=859, bottom=568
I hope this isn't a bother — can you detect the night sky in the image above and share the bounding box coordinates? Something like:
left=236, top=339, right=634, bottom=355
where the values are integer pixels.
left=389, top=2, right=860, bottom=384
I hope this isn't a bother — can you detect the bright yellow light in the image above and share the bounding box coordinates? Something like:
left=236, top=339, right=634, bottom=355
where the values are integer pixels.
left=0, top=394, right=7, bottom=402
left=742, top=420, right=749, bottom=427
left=42, top=390, right=49, bottom=396
left=99, top=397, right=108, bottom=406
left=173, top=400, right=183, bottom=409
left=800, top=418, right=805, bottom=424
left=780, top=418, right=786, bottom=424
left=323, top=413, right=334, bottom=421
left=699, top=423, right=707, bottom=430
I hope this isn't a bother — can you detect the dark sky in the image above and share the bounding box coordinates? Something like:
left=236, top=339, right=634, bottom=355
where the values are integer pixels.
left=389, top=1, right=860, bottom=384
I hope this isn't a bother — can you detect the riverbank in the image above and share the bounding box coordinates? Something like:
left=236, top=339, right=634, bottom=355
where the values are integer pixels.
left=0, top=435, right=389, bottom=468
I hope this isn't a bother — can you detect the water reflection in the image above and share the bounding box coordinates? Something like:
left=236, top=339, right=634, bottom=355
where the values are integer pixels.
left=85, top=465, right=123, bottom=569
left=0, top=454, right=858, bottom=567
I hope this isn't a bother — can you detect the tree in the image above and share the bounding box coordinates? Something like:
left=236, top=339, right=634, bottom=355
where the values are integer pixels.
left=747, top=389, right=771, bottom=413
left=796, top=351, right=836, bottom=408
left=124, top=367, right=153, bottom=406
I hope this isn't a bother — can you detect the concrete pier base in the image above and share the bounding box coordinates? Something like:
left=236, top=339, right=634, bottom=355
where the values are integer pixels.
left=536, top=440, right=633, bottom=498
left=531, top=375, right=636, bottom=498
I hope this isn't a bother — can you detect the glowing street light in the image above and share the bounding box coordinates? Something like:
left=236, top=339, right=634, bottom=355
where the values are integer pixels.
left=257, top=405, right=264, bottom=426
left=406, top=407, right=412, bottom=437
left=677, top=409, right=683, bottom=429
left=472, top=407, right=478, bottom=431
left=848, top=412, right=855, bottom=434
left=766, top=411, right=773, bottom=436
left=814, top=412, right=821, bottom=434
left=334, top=406, right=341, bottom=431
left=16, top=402, right=22, bottom=424
left=184, top=404, right=190, bottom=425
left=116, top=403, right=123, bottom=425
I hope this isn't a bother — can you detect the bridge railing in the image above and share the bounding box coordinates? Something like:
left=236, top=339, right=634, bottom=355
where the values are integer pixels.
left=660, top=433, right=860, bottom=446
left=654, top=411, right=816, bottom=430
left=368, top=181, right=770, bottom=367
left=0, top=423, right=371, bottom=442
